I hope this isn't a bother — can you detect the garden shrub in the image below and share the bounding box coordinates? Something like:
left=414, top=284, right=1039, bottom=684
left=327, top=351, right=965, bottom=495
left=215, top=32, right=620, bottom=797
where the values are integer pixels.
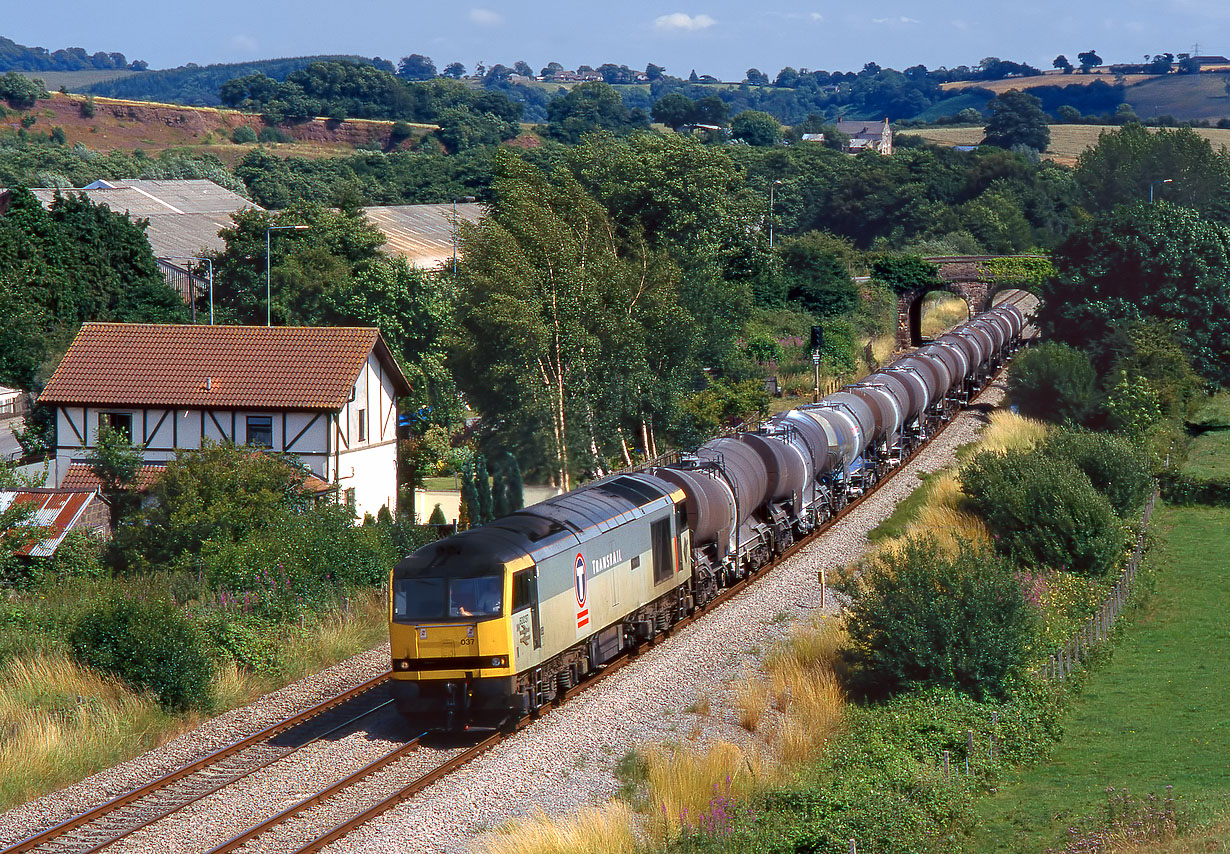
left=69, top=596, right=214, bottom=711
left=835, top=537, right=1034, bottom=701
left=230, top=125, right=257, bottom=144
left=961, top=449, right=1123, bottom=575
left=1043, top=428, right=1153, bottom=516
left=1008, top=341, right=1099, bottom=425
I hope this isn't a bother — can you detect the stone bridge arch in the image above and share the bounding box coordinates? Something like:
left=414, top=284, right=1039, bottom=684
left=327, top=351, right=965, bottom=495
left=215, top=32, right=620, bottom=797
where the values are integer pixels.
left=896, top=280, right=989, bottom=349
left=892, top=255, right=1042, bottom=349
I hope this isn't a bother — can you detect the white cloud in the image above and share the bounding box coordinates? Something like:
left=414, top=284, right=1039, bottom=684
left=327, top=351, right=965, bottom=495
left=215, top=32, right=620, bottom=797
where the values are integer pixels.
left=468, top=8, right=503, bottom=27
left=653, top=13, right=717, bottom=33
left=810, top=12, right=823, bottom=21
left=229, top=34, right=258, bottom=53
left=871, top=16, right=920, bottom=25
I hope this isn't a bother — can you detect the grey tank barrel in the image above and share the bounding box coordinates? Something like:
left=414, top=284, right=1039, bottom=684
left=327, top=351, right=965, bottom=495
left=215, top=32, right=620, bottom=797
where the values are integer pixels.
left=741, top=432, right=807, bottom=505
left=995, top=304, right=1024, bottom=338
left=696, top=437, right=771, bottom=524
left=971, top=317, right=1007, bottom=354
left=652, top=466, right=735, bottom=552
left=955, top=324, right=995, bottom=366
left=814, top=393, right=876, bottom=451
left=860, top=371, right=919, bottom=424
left=891, top=356, right=945, bottom=405
left=928, top=340, right=970, bottom=390
left=770, top=409, right=833, bottom=476
left=915, top=345, right=959, bottom=395
left=847, top=385, right=902, bottom=443
left=880, top=365, right=930, bottom=419
left=936, top=332, right=981, bottom=378
left=800, top=404, right=863, bottom=467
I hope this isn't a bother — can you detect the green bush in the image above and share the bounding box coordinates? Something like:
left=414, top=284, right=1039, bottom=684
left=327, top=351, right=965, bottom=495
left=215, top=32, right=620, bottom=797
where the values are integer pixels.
left=961, top=449, right=1124, bottom=575
left=257, top=125, right=287, bottom=143
left=1043, top=429, right=1153, bottom=517
left=836, top=537, right=1034, bottom=701
left=231, top=125, right=258, bottom=144
left=1008, top=342, right=1099, bottom=425
left=69, top=597, right=214, bottom=711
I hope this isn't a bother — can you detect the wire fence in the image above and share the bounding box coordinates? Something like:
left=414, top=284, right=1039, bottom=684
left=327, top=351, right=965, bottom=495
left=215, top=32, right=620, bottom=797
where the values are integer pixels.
left=1035, top=487, right=1159, bottom=682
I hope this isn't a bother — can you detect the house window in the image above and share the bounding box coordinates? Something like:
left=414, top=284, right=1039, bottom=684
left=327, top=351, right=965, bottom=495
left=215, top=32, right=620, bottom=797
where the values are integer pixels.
left=246, top=415, right=273, bottom=447
left=344, top=488, right=356, bottom=514
left=98, top=412, right=132, bottom=441
left=357, top=409, right=366, bottom=442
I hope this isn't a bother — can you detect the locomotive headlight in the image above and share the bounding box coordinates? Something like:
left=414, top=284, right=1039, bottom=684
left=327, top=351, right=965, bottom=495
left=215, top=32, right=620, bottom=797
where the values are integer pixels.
left=490, top=656, right=507, bottom=667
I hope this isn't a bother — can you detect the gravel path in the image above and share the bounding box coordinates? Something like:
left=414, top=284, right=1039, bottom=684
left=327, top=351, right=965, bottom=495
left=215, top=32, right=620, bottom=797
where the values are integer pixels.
left=0, top=370, right=1014, bottom=854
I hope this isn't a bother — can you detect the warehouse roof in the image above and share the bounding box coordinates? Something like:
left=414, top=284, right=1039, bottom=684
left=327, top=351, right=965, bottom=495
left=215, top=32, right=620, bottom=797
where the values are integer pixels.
left=362, top=202, right=483, bottom=269
left=20, top=179, right=261, bottom=257
left=39, top=323, right=410, bottom=410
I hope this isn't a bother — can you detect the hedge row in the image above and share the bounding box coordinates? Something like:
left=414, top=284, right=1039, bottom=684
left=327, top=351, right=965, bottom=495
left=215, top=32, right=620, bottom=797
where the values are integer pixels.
left=1158, top=472, right=1230, bottom=506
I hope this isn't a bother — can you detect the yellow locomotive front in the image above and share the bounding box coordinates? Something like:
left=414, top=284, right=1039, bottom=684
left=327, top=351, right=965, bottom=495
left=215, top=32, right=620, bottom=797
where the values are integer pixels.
left=388, top=530, right=525, bottom=729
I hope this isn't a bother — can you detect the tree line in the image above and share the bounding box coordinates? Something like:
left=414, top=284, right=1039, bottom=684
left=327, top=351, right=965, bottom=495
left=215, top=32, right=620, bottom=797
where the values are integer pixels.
left=0, top=35, right=146, bottom=72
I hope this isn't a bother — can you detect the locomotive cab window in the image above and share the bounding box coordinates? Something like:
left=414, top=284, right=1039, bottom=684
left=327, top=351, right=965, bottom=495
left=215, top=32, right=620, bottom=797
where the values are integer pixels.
left=511, top=568, right=537, bottom=612
left=392, top=575, right=503, bottom=621
left=651, top=517, right=673, bottom=584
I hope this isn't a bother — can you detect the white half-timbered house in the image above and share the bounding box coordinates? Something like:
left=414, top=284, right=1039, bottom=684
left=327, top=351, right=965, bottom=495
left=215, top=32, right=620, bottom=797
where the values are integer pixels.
left=38, top=323, right=411, bottom=520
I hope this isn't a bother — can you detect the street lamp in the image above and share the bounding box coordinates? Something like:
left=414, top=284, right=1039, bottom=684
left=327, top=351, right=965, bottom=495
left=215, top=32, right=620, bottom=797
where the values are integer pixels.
left=161, top=256, right=214, bottom=324
left=266, top=225, right=309, bottom=326
left=1149, top=178, right=1173, bottom=204
left=452, top=196, right=476, bottom=277
left=768, top=179, right=783, bottom=248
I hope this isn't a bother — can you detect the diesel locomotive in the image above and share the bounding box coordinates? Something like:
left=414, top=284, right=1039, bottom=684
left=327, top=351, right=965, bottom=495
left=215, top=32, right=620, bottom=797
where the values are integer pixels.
left=389, top=300, right=1027, bottom=730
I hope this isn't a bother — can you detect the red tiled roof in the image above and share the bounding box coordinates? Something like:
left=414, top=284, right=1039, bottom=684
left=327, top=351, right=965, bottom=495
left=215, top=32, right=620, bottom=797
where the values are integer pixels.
left=59, top=462, right=335, bottom=496
left=59, top=464, right=167, bottom=492
left=39, top=324, right=411, bottom=410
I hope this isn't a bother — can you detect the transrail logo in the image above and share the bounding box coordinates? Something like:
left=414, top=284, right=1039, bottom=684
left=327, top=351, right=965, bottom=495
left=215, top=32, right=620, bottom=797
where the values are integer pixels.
left=575, top=552, right=589, bottom=629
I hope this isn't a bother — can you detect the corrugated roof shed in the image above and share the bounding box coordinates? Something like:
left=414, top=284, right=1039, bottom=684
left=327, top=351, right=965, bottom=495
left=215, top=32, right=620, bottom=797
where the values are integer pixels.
left=39, top=323, right=411, bottom=410
left=0, top=489, right=105, bottom=557
left=362, top=203, right=483, bottom=269
left=25, top=179, right=261, bottom=257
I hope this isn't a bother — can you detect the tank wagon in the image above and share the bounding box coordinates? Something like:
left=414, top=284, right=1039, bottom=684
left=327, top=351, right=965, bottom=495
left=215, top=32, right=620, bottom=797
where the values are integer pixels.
left=389, top=302, right=1025, bottom=729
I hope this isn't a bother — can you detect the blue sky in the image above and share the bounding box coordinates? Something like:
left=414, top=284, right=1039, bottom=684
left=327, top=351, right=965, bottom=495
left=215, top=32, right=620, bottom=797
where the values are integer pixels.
left=7, top=1, right=1229, bottom=79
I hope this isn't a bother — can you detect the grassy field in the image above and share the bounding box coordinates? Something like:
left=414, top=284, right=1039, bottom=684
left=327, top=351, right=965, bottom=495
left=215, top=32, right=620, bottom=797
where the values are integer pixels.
left=1128, top=73, right=1230, bottom=121
left=16, top=68, right=139, bottom=92
left=967, top=503, right=1230, bottom=851
left=903, top=124, right=1230, bottom=164
left=941, top=72, right=1159, bottom=95
left=1181, top=431, right=1230, bottom=481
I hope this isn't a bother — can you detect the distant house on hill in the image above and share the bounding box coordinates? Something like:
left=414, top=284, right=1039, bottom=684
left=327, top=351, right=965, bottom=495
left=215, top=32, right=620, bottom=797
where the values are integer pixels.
left=835, top=118, right=894, bottom=155
left=38, top=323, right=411, bottom=521
left=0, top=178, right=260, bottom=316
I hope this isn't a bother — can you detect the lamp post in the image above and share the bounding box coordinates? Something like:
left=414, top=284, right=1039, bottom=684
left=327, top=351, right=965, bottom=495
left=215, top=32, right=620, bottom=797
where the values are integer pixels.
left=266, top=225, right=309, bottom=326
left=161, top=256, right=214, bottom=324
left=1149, top=178, right=1172, bottom=204
left=768, top=179, right=783, bottom=248
left=451, top=196, right=476, bottom=278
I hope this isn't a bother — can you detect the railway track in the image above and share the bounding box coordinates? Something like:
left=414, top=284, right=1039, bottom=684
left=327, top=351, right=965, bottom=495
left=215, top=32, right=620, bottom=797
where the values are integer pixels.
left=202, top=308, right=1036, bottom=854
left=6, top=291, right=1037, bottom=854
left=2, top=674, right=397, bottom=854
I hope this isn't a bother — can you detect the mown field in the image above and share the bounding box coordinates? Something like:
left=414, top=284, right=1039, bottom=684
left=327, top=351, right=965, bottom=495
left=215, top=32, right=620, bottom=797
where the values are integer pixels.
left=968, top=501, right=1230, bottom=850
left=14, top=68, right=139, bottom=92
left=941, top=72, right=1159, bottom=95
left=903, top=124, right=1230, bottom=163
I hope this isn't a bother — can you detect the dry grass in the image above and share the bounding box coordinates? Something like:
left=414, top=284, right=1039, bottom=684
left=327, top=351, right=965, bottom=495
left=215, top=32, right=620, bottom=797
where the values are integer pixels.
left=0, top=588, right=388, bottom=809
left=642, top=741, right=767, bottom=840
left=482, top=802, right=639, bottom=854
left=919, top=294, right=971, bottom=339
left=731, top=678, right=770, bottom=732
left=771, top=669, right=845, bottom=765
left=1104, top=818, right=1230, bottom=853
left=940, top=72, right=1158, bottom=94
left=0, top=653, right=191, bottom=809
left=977, top=410, right=1050, bottom=456
left=867, top=334, right=899, bottom=369
left=905, top=124, right=1230, bottom=164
